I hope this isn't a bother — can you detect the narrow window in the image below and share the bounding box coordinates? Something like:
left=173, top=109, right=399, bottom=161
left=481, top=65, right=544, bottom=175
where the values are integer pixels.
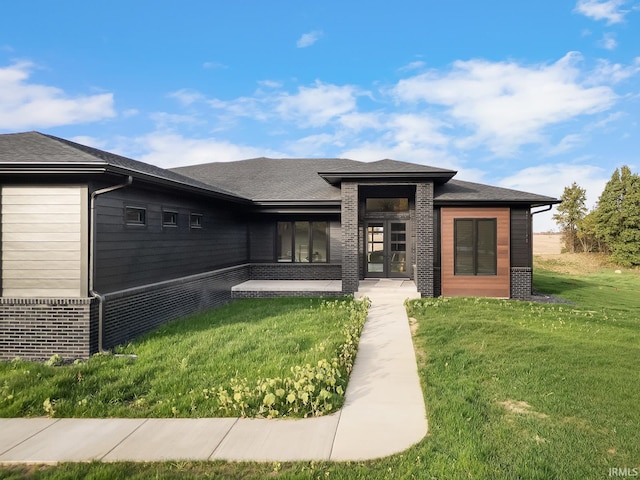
left=277, top=221, right=328, bottom=263
left=162, top=210, right=178, bottom=227
left=190, top=213, right=203, bottom=229
left=125, top=207, right=146, bottom=225
left=454, top=219, right=497, bottom=275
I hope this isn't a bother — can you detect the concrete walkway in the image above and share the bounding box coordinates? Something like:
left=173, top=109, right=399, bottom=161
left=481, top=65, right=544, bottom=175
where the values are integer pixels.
left=0, top=279, right=427, bottom=464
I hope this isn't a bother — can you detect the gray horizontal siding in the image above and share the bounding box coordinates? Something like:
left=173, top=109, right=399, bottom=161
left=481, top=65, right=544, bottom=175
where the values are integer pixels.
left=94, top=188, right=249, bottom=293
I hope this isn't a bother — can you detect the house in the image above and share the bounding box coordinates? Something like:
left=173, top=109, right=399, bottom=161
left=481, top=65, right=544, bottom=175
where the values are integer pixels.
left=0, top=132, right=559, bottom=360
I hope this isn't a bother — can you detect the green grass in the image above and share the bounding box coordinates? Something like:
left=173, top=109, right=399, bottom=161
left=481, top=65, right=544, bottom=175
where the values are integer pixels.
left=0, top=297, right=364, bottom=418
left=2, top=268, right=639, bottom=479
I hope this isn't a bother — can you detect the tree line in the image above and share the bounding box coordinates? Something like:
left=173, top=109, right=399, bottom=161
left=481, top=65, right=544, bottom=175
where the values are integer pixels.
left=553, top=165, right=640, bottom=267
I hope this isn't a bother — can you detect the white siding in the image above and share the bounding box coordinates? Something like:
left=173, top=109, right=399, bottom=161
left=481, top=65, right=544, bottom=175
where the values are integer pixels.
left=1, top=186, right=88, bottom=297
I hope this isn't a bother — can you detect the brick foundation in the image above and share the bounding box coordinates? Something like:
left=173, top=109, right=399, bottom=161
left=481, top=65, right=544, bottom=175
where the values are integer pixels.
left=511, top=267, right=532, bottom=300
left=102, top=264, right=250, bottom=350
left=0, top=298, right=97, bottom=361
left=249, top=263, right=341, bottom=280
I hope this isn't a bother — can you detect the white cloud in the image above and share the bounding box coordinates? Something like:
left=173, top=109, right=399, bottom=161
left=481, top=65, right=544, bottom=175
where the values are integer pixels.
left=499, top=163, right=609, bottom=231
left=296, top=30, right=323, bottom=48
left=599, top=32, right=618, bottom=49
left=399, top=61, right=427, bottom=72
left=587, top=57, right=640, bottom=84
left=276, top=81, right=360, bottom=127
left=0, top=61, right=115, bottom=130
left=168, top=89, right=205, bottom=106
left=134, top=132, right=282, bottom=168
left=574, top=0, right=630, bottom=24
left=393, top=52, right=618, bottom=156
left=546, top=134, right=585, bottom=155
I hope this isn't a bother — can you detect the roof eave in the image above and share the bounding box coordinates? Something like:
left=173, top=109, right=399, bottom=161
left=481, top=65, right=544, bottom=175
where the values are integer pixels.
left=0, top=162, right=252, bottom=205
left=318, top=171, right=456, bottom=185
left=434, top=199, right=561, bottom=207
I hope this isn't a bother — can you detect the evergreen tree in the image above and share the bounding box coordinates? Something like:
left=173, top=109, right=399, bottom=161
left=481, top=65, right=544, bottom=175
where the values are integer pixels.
left=553, top=182, right=587, bottom=253
left=594, top=166, right=640, bottom=266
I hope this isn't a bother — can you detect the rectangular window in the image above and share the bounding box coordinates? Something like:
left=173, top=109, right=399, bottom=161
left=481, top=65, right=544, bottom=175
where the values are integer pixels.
left=190, top=213, right=203, bottom=229
left=162, top=210, right=178, bottom=227
left=277, top=221, right=328, bottom=263
left=125, top=206, right=146, bottom=225
left=454, top=219, right=497, bottom=275
left=365, top=198, right=409, bottom=213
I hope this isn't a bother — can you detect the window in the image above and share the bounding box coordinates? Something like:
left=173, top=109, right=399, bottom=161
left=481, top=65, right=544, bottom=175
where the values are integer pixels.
left=277, top=221, right=328, bottom=262
left=365, top=198, right=409, bottom=213
left=454, top=219, right=497, bottom=275
left=125, top=207, right=146, bottom=225
left=162, top=210, right=178, bottom=227
left=190, top=213, right=203, bottom=229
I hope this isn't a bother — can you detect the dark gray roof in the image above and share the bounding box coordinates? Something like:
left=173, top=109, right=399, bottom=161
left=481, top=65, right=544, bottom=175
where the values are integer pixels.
left=0, top=132, right=246, bottom=201
left=173, top=157, right=360, bottom=202
left=1, top=132, right=558, bottom=207
left=435, top=179, right=560, bottom=206
left=318, top=159, right=456, bottom=185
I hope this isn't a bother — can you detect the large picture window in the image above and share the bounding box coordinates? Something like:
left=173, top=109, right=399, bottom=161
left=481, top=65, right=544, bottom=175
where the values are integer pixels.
left=277, top=221, right=328, bottom=262
left=454, top=219, right=497, bottom=275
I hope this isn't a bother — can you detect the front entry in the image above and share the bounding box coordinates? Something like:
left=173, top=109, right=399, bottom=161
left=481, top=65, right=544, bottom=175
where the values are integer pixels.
left=365, top=221, right=409, bottom=278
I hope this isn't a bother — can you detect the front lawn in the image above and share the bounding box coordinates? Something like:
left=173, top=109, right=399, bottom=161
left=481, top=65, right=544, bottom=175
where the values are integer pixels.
left=2, top=266, right=639, bottom=479
left=0, top=297, right=367, bottom=419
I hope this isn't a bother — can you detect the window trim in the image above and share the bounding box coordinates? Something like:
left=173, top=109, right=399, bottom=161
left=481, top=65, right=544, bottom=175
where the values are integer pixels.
left=276, top=221, right=329, bottom=263
left=125, top=206, right=146, bottom=226
left=190, top=213, right=203, bottom=229
left=454, top=218, right=497, bottom=276
left=162, top=209, right=179, bottom=228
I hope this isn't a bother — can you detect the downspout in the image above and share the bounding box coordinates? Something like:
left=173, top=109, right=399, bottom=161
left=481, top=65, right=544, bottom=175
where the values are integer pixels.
left=89, top=176, right=133, bottom=353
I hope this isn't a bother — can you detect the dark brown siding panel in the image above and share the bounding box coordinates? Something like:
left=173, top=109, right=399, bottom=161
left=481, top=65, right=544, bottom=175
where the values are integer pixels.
left=94, top=187, right=248, bottom=293
left=510, top=208, right=532, bottom=268
left=441, top=207, right=511, bottom=298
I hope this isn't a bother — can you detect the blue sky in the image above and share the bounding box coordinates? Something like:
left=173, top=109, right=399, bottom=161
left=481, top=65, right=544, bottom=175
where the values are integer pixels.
left=1, top=0, right=639, bottom=231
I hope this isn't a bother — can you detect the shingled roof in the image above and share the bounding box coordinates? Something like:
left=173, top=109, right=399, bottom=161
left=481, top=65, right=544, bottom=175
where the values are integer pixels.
left=435, top=179, right=559, bottom=206
left=173, top=158, right=358, bottom=202
left=0, top=132, right=246, bottom=201
left=1, top=132, right=559, bottom=207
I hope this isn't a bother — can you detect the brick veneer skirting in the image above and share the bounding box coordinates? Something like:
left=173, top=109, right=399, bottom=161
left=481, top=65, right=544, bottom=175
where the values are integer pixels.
left=249, top=263, right=341, bottom=280
left=511, top=267, right=532, bottom=300
left=0, top=298, right=97, bottom=361
left=102, top=264, right=250, bottom=350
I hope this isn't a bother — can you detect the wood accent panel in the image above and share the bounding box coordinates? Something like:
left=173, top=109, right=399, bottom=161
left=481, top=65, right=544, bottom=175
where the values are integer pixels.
left=441, top=207, right=510, bottom=298
left=1, top=186, right=87, bottom=298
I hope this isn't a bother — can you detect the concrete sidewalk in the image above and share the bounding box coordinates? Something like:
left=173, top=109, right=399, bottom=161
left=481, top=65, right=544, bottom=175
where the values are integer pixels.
left=0, top=279, right=427, bottom=464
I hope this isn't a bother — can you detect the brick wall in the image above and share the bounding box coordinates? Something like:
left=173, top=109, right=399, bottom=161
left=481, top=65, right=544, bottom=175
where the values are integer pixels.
left=102, top=265, right=249, bottom=350
left=341, top=182, right=359, bottom=294
left=415, top=182, right=435, bottom=297
left=511, top=267, right=532, bottom=300
left=0, top=298, right=96, bottom=361
left=249, top=263, right=341, bottom=280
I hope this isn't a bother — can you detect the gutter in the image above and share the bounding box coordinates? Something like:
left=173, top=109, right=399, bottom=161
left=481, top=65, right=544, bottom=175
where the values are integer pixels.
left=531, top=204, right=554, bottom=216
left=89, top=176, right=133, bottom=353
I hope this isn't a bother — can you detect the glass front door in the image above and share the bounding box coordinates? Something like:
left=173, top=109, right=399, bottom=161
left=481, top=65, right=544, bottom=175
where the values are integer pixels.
left=366, top=221, right=409, bottom=278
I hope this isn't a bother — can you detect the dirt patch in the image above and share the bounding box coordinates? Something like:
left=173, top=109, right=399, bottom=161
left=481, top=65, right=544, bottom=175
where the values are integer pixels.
left=498, top=400, right=548, bottom=419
